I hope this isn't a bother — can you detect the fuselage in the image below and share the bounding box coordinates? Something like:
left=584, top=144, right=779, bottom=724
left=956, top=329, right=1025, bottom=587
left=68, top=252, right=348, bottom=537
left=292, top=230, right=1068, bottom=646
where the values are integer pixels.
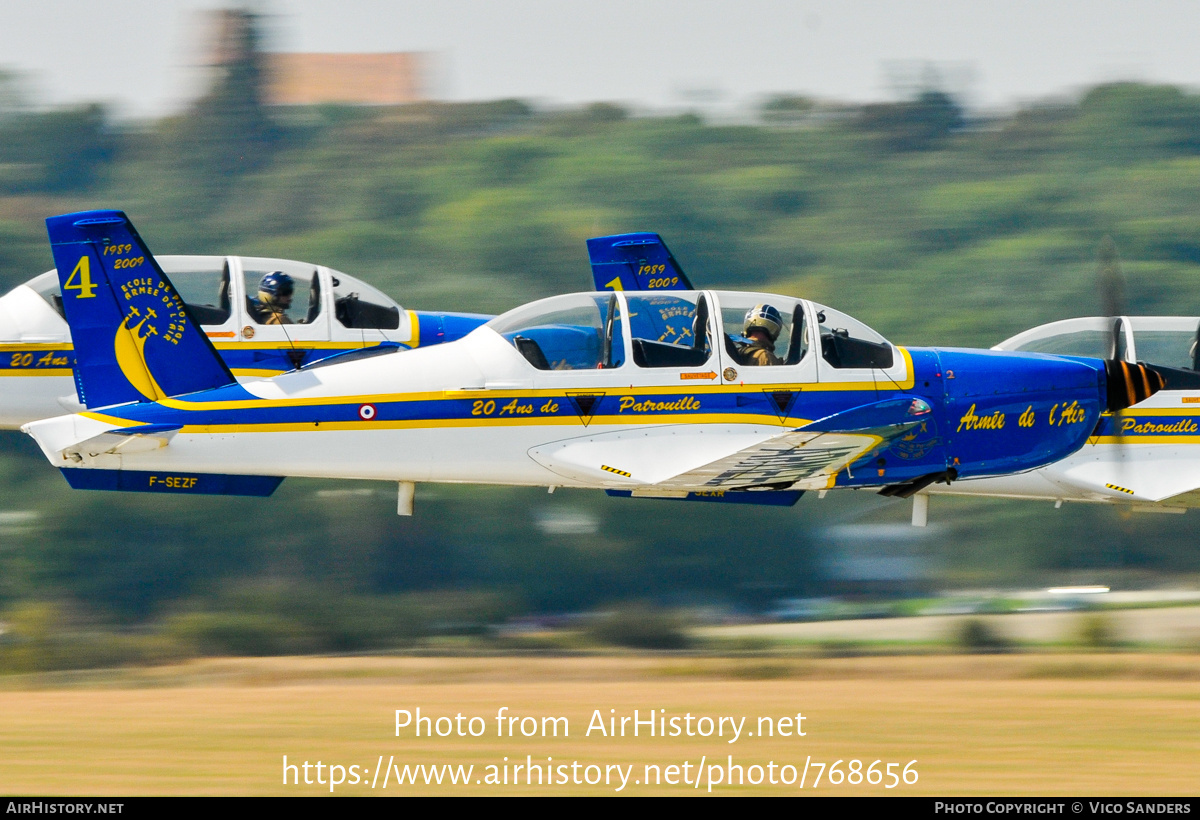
left=25, top=290, right=1113, bottom=497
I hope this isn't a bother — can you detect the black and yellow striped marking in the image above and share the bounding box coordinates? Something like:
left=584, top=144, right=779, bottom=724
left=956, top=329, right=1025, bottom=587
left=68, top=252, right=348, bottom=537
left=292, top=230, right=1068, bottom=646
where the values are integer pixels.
left=601, top=465, right=631, bottom=478
left=1105, top=483, right=1135, bottom=495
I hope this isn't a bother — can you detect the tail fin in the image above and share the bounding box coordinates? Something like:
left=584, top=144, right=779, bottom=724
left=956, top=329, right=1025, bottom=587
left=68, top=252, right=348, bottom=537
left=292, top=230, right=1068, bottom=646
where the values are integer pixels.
left=586, top=232, right=695, bottom=292
left=46, top=210, right=236, bottom=408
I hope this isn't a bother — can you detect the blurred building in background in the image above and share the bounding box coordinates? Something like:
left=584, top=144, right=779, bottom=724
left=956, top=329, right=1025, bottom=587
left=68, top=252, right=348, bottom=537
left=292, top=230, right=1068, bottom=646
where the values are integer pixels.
left=266, top=52, right=429, bottom=106
left=203, top=9, right=430, bottom=107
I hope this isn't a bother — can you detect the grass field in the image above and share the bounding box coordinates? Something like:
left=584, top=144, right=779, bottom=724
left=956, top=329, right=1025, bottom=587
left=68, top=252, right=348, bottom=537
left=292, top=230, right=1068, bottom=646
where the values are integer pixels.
left=0, top=653, right=1197, bottom=795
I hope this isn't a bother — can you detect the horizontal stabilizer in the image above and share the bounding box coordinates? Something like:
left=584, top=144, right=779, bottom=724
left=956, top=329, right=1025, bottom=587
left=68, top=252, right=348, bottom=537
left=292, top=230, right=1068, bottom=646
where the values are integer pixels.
left=59, top=468, right=284, bottom=497
left=66, top=424, right=181, bottom=459
left=22, top=413, right=175, bottom=464
left=45, top=210, right=237, bottom=408
left=586, top=232, right=694, bottom=292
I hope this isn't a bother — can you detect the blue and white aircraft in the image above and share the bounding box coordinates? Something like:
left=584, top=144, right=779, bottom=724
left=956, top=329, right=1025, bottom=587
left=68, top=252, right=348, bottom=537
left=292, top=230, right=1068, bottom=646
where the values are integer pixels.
left=21, top=210, right=1166, bottom=517
left=0, top=233, right=488, bottom=428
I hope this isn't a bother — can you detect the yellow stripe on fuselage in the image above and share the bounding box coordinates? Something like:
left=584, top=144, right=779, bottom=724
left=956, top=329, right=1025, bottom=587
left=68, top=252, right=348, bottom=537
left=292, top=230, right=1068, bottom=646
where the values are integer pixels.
left=0, top=369, right=72, bottom=377
left=211, top=342, right=368, bottom=351
left=1091, top=435, right=1200, bottom=444
left=160, top=382, right=872, bottom=412
left=0, top=343, right=73, bottom=351
left=229, top=368, right=288, bottom=377
left=174, top=412, right=814, bottom=435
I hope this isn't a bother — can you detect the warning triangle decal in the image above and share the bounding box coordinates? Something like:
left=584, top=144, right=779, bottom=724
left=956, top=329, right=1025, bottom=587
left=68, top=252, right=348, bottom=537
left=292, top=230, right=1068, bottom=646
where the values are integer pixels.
left=565, top=392, right=605, bottom=426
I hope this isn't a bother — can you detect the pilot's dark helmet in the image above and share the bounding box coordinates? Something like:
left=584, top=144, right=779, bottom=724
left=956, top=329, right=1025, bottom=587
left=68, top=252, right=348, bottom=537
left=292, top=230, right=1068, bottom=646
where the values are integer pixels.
left=744, top=304, right=782, bottom=343
left=258, top=271, right=294, bottom=305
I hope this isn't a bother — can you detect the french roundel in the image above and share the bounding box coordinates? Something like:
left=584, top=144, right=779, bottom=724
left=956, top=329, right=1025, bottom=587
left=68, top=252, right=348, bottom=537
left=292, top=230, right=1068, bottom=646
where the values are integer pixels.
left=358, top=404, right=377, bottom=420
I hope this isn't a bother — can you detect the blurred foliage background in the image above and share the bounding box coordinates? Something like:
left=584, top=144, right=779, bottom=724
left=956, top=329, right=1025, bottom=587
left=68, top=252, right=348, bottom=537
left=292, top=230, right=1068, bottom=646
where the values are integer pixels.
left=3, top=16, right=1200, bottom=666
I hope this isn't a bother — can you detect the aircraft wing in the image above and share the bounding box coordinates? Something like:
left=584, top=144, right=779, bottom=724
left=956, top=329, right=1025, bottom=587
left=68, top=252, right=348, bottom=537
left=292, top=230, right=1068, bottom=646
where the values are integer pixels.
left=650, top=430, right=881, bottom=491
left=529, top=396, right=932, bottom=493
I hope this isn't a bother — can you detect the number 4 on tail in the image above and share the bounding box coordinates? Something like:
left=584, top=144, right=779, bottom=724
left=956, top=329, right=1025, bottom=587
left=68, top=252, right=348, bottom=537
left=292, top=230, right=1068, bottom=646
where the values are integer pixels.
left=63, top=255, right=97, bottom=299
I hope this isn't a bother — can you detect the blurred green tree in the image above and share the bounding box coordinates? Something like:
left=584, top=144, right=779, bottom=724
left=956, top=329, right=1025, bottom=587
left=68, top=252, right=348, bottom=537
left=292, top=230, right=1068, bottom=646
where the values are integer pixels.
left=0, top=104, right=117, bottom=193
left=171, top=9, right=277, bottom=189
left=858, top=89, right=965, bottom=152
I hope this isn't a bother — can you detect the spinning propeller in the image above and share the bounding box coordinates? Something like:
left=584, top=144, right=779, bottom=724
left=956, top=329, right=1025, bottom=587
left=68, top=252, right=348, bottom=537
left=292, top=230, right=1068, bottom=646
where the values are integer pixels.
left=1096, top=236, right=1166, bottom=412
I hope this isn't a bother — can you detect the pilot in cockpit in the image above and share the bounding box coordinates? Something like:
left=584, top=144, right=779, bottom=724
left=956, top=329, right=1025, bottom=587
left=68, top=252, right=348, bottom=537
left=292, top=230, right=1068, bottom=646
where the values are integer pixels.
left=737, top=304, right=783, bottom=366
left=251, top=271, right=295, bottom=325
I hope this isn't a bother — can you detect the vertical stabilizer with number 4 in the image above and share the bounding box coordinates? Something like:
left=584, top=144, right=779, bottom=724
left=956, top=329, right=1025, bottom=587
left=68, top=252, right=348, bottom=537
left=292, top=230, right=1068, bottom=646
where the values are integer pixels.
left=45, top=210, right=237, bottom=408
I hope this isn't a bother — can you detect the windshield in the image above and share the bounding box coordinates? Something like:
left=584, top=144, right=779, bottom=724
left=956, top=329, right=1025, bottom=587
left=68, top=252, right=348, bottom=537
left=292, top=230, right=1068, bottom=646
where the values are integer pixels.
left=488, top=293, right=625, bottom=370
left=812, top=303, right=894, bottom=369
left=331, top=271, right=401, bottom=330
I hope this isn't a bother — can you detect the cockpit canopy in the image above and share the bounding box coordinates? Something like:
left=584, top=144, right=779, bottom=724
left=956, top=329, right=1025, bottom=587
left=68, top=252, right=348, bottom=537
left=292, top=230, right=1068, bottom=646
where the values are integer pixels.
left=26, top=256, right=405, bottom=333
left=995, top=316, right=1200, bottom=371
left=485, top=290, right=896, bottom=371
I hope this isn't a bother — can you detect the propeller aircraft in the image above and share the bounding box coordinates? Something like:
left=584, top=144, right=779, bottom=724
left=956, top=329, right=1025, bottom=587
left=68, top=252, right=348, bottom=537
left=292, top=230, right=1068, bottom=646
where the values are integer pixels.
left=595, top=234, right=1200, bottom=520
left=19, top=210, right=1168, bottom=520
left=0, top=247, right=488, bottom=429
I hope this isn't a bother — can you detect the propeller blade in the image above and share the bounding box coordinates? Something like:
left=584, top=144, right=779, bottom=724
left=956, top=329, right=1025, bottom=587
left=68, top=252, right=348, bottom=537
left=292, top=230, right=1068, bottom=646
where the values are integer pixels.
left=1097, top=235, right=1125, bottom=318
left=1108, top=316, right=1126, bottom=361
